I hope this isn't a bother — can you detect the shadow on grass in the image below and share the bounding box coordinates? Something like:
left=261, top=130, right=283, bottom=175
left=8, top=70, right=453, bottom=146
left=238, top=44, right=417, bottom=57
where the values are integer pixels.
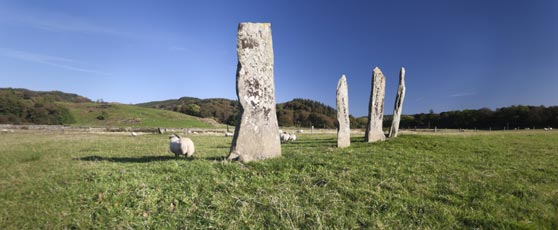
left=204, top=156, right=228, bottom=161
left=350, top=137, right=373, bottom=143
left=298, top=138, right=336, bottom=144
left=77, top=155, right=185, bottom=163
left=77, top=155, right=229, bottom=163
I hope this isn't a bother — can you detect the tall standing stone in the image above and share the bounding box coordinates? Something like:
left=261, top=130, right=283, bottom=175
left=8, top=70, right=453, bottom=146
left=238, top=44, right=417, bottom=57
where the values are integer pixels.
left=365, top=67, right=386, bottom=142
left=336, top=75, right=350, bottom=148
left=228, top=22, right=281, bottom=163
left=389, top=67, right=406, bottom=138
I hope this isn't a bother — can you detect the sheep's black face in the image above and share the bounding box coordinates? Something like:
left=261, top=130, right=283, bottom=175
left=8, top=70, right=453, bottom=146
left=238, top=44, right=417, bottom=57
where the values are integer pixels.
left=169, top=134, right=181, bottom=143
left=169, top=134, right=180, bottom=139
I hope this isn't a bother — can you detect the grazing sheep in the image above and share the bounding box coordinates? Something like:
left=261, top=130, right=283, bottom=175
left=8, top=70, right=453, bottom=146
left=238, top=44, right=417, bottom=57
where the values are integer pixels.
left=280, top=132, right=290, bottom=143
left=280, top=132, right=296, bottom=143
left=130, top=132, right=138, bottom=137
left=169, top=134, right=195, bottom=158
left=296, top=129, right=304, bottom=133
left=550, top=128, right=553, bottom=130
left=289, top=134, right=297, bottom=142
left=225, top=132, right=234, bottom=137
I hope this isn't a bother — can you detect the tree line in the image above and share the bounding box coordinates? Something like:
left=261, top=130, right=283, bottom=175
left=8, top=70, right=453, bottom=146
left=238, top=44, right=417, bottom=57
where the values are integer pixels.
left=277, top=104, right=558, bottom=130
left=390, top=106, right=558, bottom=130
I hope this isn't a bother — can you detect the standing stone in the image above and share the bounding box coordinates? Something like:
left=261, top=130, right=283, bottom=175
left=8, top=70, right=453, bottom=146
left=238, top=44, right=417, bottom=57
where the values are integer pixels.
left=228, top=22, right=281, bottom=163
left=388, top=67, right=406, bottom=138
left=336, top=75, right=350, bottom=148
left=365, top=67, right=386, bottom=142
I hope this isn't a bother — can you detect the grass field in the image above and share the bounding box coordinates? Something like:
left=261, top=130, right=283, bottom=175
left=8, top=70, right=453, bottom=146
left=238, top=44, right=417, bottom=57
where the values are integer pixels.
left=60, top=102, right=217, bottom=128
left=0, top=131, right=557, bottom=229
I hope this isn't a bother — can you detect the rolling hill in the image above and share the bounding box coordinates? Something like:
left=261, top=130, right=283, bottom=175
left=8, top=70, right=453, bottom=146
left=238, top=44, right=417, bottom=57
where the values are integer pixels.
left=0, top=88, right=218, bottom=128
left=61, top=102, right=217, bottom=128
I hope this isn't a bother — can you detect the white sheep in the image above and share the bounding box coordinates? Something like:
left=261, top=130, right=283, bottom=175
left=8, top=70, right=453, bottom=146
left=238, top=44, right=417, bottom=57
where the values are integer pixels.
left=280, top=132, right=290, bottom=143
left=296, top=129, right=304, bottom=133
left=169, top=134, right=195, bottom=158
left=225, top=132, right=234, bottom=137
left=280, top=132, right=297, bottom=143
left=289, top=134, right=297, bottom=142
left=130, top=132, right=138, bottom=137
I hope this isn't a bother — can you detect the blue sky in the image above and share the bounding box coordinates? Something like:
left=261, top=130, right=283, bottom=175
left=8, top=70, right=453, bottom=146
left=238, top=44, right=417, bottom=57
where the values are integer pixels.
left=0, top=0, right=556, bottom=116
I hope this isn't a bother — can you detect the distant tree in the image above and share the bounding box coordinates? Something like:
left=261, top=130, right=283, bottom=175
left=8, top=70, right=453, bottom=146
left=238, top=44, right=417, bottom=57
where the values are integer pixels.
left=182, top=104, right=201, bottom=117
left=308, top=112, right=335, bottom=128
left=277, top=109, right=294, bottom=127
left=399, top=115, right=415, bottom=129
left=350, top=115, right=368, bottom=129
left=96, top=111, right=108, bottom=120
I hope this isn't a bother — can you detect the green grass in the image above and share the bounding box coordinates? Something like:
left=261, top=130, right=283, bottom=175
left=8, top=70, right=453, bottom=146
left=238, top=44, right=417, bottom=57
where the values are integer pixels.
left=1, top=131, right=557, bottom=229
left=60, top=102, right=217, bottom=128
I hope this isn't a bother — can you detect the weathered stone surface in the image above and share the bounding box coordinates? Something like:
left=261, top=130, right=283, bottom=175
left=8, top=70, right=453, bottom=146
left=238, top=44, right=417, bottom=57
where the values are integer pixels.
left=336, top=74, right=350, bottom=148
left=228, top=22, right=281, bottom=163
left=365, top=67, right=386, bottom=142
left=389, top=67, right=406, bottom=138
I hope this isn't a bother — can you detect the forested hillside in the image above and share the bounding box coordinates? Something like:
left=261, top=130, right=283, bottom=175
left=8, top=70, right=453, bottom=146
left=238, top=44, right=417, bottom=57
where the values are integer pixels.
left=137, top=97, right=239, bottom=125
left=276, top=98, right=338, bottom=128
left=0, top=88, right=82, bottom=124
left=138, top=98, right=343, bottom=128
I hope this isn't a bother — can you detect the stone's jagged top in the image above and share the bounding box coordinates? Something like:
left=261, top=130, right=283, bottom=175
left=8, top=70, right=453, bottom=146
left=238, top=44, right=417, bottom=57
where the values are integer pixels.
left=229, top=22, right=280, bottom=163
left=236, top=23, right=273, bottom=51
left=400, top=67, right=405, bottom=75
left=239, top=22, right=271, bottom=25
left=373, top=67, right=381, bottom=72
left=238, top=22, right=271, bottom=31
left=336, top=74, right=350, bottom=148
left=337, top=75, right=347, bottom=91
